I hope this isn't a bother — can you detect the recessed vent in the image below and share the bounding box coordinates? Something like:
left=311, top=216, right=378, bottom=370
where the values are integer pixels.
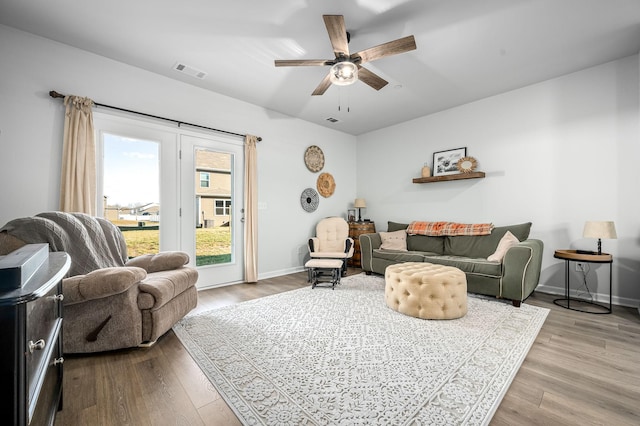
left=326, top=117, right=340, bottom=123
left=173, top=62, right=207, bottom=79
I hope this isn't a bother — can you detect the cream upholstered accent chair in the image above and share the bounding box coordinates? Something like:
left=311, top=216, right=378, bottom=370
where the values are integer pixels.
left=308, top=216, right=354, bottom=276
left=0, top=212, right=198, bottom=354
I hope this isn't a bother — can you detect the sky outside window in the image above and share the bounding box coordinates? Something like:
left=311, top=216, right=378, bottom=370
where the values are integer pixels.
left=103, top=133, right=159, bottom=207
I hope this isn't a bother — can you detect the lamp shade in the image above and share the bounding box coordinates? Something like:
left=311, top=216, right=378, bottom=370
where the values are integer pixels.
left=329, top=61, right=358, bottom=86
left=354, top=198, right=366, bottom=208
left=583, top=221, right=617, bottom=239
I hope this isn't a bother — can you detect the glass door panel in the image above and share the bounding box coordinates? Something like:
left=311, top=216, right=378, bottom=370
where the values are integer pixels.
left=181, top=135, right=244, bottom=288
left=102, top=133, right=160, bottom=257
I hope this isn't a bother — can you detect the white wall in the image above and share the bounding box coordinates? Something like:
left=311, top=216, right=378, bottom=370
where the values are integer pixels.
left=0, top=25, right=357, bottom=279
left=357, top=56, right=640, bottom=307
left=2, top=24, right=639, bottom=306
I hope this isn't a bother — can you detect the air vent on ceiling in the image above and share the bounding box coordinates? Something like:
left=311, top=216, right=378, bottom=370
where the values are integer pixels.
left=173, top=62, right=207, bottom=79
left=326, top=117, right=340, bottom=123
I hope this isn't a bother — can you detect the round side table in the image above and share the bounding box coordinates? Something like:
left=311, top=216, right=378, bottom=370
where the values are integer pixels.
left=553, top=249, right=612, bottom=314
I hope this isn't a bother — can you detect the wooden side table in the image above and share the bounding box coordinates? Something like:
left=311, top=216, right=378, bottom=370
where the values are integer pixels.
left=348, top=221, right=376, bottom=268
left=553, top=249, right=612, bottom=314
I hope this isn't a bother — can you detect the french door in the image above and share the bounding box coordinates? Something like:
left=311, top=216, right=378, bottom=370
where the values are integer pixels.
left=95, top=113, right=245, bottom=289
left=95, top=114, right=180, bottom=252
left=180, top=134, right=244, bottom=288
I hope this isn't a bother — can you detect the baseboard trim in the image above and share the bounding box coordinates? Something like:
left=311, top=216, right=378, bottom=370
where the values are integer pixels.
left=536, top=284, right=639, bottom=308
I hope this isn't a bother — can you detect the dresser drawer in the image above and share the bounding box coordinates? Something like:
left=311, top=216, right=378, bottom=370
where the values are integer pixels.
left=29, top=328, right=63, bottom=426
left=26, top=282, right=62, bottom=405
left=0, top=251, right=69, bottom=426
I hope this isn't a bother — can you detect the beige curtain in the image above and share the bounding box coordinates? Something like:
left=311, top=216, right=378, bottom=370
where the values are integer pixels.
left=244, top=135, right=259, bottom=283
left=59, top=95, right=96, bottom=214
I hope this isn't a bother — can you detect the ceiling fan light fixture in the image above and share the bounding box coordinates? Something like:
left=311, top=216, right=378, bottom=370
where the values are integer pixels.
left=329, top=61, right=358, bottom=86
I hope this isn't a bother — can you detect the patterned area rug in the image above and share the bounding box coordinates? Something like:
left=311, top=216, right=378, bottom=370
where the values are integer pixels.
left=173, top=273, right=549, bottom=425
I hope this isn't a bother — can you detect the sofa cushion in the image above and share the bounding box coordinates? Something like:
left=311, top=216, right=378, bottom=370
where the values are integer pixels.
left=387, top=221, right=410, bottom=232
left=372, top=249, right=429, bottom=263
left=379, top=230, right=407, bottom=251
left=407, top=235, right=445, bottom=254
left=487, top=231, right=520, bottom=262
left=422, top=255, right=503, bottom=278
left=125, top=251, right=189, bottom=273
left=443, top=222, right=532, bottom=258
left=138, top=267, right=198, bottom=310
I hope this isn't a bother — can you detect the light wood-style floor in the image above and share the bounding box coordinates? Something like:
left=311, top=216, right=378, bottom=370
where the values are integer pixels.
left=54, top=268, right=640, bottom=426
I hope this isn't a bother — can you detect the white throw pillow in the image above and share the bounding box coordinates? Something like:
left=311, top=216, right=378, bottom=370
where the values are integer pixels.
left=379, top=230, right=408, bottom=251
left=487, top=231, right=520, bottom=262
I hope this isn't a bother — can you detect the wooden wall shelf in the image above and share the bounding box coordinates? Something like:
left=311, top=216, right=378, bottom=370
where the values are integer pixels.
left=412, top=171, right=485, bottom=183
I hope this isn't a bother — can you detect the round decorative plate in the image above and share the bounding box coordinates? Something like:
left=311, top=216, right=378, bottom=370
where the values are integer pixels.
left=316, top=172, right=335, bottom=198
left=300, top=188, right=319, bottom=212
left=457, top=156, right=478, bottom=173
left=304, top=145, right=324, bottom=173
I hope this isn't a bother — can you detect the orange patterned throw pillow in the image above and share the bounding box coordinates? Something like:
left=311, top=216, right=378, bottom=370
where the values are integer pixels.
left=406, top=221, right=494, bottom=236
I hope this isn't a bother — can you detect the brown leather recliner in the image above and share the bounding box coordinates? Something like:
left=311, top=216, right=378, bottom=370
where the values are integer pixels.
left=0, top=212, right=198, bottom=353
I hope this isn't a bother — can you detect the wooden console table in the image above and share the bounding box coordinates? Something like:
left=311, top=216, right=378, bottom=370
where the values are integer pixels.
left=348, top=221, right=376, bottom=268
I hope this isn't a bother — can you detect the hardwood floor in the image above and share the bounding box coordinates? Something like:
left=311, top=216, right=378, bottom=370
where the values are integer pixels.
left=54, top=268, right=640, bottom=426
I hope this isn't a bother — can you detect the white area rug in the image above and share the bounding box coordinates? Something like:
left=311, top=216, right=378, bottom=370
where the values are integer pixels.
left=173, top=273, right=549, bottom=425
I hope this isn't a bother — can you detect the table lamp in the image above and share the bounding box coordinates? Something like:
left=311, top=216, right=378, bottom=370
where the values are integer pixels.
left=583, top=221, right=617, bottom=255
left=354, top=198, right=366, bottom=222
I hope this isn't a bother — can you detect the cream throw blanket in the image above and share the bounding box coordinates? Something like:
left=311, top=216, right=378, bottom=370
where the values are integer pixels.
left=0, top=212, right=127, bottom=276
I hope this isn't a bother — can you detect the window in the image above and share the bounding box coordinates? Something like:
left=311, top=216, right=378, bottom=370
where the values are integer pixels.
left=200, top=172, right=210, bottom=188
left=215, top=199, right=231, bottom=216
left=102, top=132, right=160, bottom=257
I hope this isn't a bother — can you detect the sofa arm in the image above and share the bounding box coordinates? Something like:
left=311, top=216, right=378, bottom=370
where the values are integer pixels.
left=359, top=233, right=382, bottom=272
left=63, top=266, right=147, bottom=305
left=125, top=251, right=190, bottom=273
left=501, top=239, right=544, bottom=303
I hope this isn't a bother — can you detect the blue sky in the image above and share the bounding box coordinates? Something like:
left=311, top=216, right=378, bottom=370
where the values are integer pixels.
left=103, top=133, right=159, bottom=207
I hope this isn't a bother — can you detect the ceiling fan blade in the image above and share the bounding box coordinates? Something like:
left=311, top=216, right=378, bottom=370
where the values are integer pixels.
left=357, top=66, right=388, bottom=91
left=312, top=73, right=332, bottom=96
left=323, top=15, right=349, bottom=57
left=275, top=59, right=332, bottom=67
left=352, top=35, right=416, bottom=64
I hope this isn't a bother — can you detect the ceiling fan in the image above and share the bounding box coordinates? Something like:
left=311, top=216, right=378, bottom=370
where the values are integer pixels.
left=275, top=15, right=417, bottom=96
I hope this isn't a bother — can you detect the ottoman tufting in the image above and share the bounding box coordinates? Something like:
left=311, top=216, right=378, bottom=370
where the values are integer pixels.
left=385, top=262, right=467, bottom=319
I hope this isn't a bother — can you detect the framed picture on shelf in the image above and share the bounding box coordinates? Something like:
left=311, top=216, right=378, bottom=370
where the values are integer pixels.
left=347, top=209, right=356, bottom=222
left=433, top=147, right=467, bottom=176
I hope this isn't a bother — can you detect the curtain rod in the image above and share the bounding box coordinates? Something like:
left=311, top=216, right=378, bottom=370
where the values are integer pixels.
left=49, top=90, right=262, bottom=141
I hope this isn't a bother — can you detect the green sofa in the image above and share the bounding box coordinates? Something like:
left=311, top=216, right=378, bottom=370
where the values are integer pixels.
left=359, top=221, right=543, bottom=306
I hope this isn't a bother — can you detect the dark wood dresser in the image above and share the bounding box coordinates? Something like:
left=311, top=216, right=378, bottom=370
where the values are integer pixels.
left=0, top=252, right=70, bottom=426
left=348, top=221, right=376, bottom=268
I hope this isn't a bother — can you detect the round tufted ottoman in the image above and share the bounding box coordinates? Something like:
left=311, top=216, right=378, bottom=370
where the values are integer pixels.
left=385, top=262, right=467, bottom=320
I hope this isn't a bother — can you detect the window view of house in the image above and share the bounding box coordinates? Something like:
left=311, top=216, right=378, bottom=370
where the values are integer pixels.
left=194, top=148, right=233, bottom=266
left=102, top=133, right=160, bottom=258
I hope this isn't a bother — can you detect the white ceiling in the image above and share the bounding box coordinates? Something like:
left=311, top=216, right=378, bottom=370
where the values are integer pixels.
left=2, top=0, right=640, bottom=135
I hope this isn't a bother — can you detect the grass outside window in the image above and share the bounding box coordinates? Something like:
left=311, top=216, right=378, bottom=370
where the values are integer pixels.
left=118, top=224, right=231, bottom=266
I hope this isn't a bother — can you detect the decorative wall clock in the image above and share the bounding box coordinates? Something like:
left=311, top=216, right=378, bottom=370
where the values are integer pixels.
left=304, top=145, right=324, bottom=172
left=316, top=172, right=335, bottom=197
left=300, top=188, right=319, bottom=212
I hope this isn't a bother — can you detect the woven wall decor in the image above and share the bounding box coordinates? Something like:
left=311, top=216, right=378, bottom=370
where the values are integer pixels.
left=304, top=145, right=324, bottom=172
left=300, top=188, right=319, bottom=212
left=317, top=172, right=335, bottom=198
